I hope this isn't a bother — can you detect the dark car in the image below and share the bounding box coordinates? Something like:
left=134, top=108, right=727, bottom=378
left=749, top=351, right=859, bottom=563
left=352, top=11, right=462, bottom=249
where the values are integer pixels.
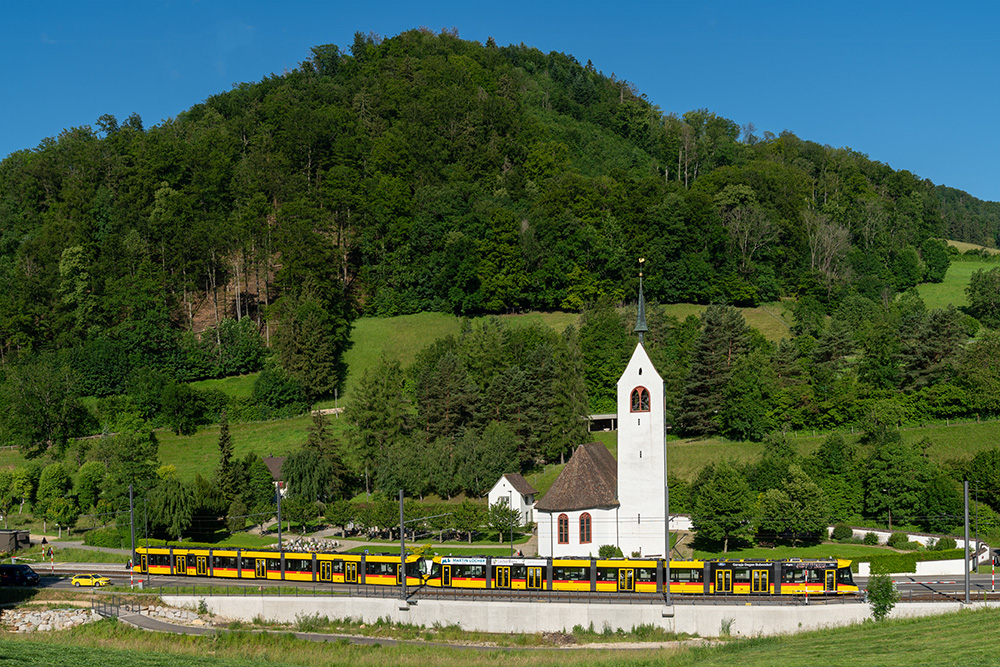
left=0, top=563, right=40, bottom=586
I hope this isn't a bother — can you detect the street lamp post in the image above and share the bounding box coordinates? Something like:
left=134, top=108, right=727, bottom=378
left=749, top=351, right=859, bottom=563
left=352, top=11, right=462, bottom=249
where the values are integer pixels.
left=508, top=491, right=514, bottom=556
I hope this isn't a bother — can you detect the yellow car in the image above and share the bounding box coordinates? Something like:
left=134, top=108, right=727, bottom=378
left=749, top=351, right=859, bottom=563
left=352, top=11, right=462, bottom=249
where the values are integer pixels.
left=71, top=573, right=111, bottom=587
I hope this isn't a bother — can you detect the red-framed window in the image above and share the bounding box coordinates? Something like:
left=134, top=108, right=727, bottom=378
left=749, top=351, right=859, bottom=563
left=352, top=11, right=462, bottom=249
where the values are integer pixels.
left=580, top=513, right=592, bottom=544
left=630, top=387, right=650, bottom=412
left=558, top=514, right=569, bottom=544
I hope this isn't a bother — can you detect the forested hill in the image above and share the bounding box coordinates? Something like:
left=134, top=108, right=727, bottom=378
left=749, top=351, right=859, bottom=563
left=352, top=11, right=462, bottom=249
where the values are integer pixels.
left=0, top=27, right=998, bottom=373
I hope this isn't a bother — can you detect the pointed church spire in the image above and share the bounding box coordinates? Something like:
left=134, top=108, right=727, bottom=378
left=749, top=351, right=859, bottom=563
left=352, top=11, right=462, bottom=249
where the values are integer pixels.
left=634, top=258, right=648, bottom=343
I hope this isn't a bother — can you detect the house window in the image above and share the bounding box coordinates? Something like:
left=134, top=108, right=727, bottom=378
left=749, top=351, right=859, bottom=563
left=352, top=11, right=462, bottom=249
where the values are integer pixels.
left=580, top=513, right=592, bottom=544
left=558, top=514, right=569, bottom=544
left=630, top=387, right=650, bottom=412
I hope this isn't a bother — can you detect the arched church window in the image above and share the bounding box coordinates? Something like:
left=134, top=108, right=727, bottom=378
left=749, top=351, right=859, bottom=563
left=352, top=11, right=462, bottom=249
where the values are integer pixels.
left=630, top=387, right=650, bottom=412
left=580, top=513, right=592, bottom=544
left=558, top=514, right=569, bottom=544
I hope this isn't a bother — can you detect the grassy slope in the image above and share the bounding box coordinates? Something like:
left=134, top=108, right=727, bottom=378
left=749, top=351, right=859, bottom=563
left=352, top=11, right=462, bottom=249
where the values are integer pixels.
left=5, top=607, right=1000, bottom=666
left=1, top=253, right=992, bottom=494
left=916, top=258, right=995, bottom=310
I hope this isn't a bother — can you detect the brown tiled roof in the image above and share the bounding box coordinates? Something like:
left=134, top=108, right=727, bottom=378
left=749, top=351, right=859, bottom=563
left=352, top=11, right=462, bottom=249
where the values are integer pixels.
left=503, top=473, right=538, bottom=496
left=534, top=443, right=619, bottom=512
left=263, top=456, right=286, bottom=481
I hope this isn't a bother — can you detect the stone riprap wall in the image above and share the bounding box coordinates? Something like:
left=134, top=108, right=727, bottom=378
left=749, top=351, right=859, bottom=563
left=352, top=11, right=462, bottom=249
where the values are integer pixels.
left=1, top=607, right=101, bottom=633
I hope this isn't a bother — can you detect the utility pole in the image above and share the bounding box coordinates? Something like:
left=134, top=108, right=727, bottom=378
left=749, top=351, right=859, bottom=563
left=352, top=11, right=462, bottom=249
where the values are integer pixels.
left=964, top=480, right=970, bottom=604
left=276, top=483, right=283, bottom=551
left=399, top=489, right=407, bottom=602
left=663, top=400, right=671, bottom=607
left=129, top=485, right=136, bottom=564
left=508, top=491, right=514, bottom=557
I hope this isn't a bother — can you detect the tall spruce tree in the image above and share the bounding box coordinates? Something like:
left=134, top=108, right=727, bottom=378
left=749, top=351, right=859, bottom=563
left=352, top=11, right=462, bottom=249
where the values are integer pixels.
left=543, top=325, right=590, bottom=463
left=678, top=304, right=749, bottom=435
left=215, top=410, right=239, bottom=503
left=345, top=357, right=412, bottom=496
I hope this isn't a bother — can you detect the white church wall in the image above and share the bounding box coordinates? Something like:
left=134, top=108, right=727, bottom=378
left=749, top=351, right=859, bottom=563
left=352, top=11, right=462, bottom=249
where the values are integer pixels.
left=615, top=343, right=668, bottom=557
left=536, top=508, right=617, bottom=557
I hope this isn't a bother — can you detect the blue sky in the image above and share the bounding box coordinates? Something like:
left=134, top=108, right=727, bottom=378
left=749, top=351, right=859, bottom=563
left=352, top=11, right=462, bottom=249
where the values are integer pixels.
left=3, top=1, right=998, bottom=201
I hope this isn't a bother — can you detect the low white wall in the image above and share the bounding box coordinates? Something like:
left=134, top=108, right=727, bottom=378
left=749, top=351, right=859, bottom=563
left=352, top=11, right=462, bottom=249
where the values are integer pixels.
left=162, top=595, right=998, bottom=638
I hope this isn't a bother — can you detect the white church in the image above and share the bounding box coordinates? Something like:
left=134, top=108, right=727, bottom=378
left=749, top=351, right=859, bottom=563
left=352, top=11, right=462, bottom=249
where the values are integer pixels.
left=535, top=272, right=670, bottom=558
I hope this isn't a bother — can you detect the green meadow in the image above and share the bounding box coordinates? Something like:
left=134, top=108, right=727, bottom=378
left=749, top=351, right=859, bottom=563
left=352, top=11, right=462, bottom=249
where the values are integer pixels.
left=3, top=607, right=1000, bottom=666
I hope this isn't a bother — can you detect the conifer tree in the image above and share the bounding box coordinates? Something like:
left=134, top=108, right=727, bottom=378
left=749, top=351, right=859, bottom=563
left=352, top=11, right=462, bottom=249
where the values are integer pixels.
left=215, top=410, right=239, bottom=504
left=544, top=325, right=590, bottom=463
left=678, top=305, right=749, bottom=435
left=345, top=357, right=412, bottom=496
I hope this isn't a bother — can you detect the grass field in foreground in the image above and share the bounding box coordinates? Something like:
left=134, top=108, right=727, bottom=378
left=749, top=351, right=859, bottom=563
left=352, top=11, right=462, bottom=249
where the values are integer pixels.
left=6, top=606, right=1000, bottom=666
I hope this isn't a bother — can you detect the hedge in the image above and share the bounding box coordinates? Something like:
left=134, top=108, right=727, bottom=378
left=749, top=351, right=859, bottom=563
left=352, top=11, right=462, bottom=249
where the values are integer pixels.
left=851, top=549, right=966, bottom=574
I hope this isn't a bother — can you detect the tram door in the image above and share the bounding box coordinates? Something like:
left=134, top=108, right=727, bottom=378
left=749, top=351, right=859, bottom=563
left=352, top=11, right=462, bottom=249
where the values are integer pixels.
left=319, top=561, right=332, bottom=582
left=618, top=568, right=635, bottom=592
left=716, top=569, right=733, bottom=594
left=527, top=566, right=543, bottom=590
left=175, top=555, right=186, bottom=575
left=396, top=564, right=403, bottom=585
left=345, top=562, right=358, bottom=584
left=495, top=566, right=511, bottom=588
left=752, top=569, right=769, bottom=594
left=255, top=559, right=267, bottom=579
left=442, top=565, right=452, bottom=587
left=825, top=569, right=836, bottom=593
left=197, top=556, right=209, bottom=576
left=140, top=553, right=148, bottom=574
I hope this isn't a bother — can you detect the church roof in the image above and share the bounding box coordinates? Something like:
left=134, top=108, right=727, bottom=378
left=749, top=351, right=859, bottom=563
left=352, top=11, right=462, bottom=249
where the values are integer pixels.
left=502, top=473, right=538, bottom=496
left=534, top=443, right=619, bottom=512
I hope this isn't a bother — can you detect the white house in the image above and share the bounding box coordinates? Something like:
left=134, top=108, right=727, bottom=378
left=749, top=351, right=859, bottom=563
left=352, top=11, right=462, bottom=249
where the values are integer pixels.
left=535, top=272, right=672, bottom=558
left=488, top=473, right=538, bottom=526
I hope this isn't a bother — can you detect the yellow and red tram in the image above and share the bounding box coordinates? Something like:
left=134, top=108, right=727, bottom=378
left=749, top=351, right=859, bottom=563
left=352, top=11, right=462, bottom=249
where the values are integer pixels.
left=133, top=546, right=858, bottom=596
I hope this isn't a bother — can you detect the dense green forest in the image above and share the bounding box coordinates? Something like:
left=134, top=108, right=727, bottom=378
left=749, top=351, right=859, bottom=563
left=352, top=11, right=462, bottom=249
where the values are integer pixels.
left=7, top=28, right=1000, bottom=541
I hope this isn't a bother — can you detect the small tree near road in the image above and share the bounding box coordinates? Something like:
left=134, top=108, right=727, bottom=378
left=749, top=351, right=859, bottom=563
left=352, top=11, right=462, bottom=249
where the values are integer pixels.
left=487, top=497, right=520, bottom=544
left=867, top=572, right=900, bottom=621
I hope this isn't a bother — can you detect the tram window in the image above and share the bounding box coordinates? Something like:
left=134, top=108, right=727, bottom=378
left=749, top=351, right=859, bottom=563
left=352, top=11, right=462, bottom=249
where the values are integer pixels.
left=636, top=568, right=656, bottom=582
left=149, top=554, right=171, bottom=567
left=366, top=561, right=397, bottom=576
left=670, top=568, right=704, bottom=583
left=807, top=569, right=825, bottom=583
left=214, top=556, right=237, bottom=570
left=553, top=566, right=589, bottom=581
left=837, top=568, right=855, bottom=585
left=285, top=558, right=312, bottom=573
left=596, top=567, right=618, bottom=582
left=732, top=569, right=751, bottom=583
left=331, top=560, right=345, bottom=574
left=451, top=564, right=484, bottom=578
left=781, top=569, right=807, bottom=584
left=267, top=559, right=281, bottom=571
left=511, top=565, right=526, bottom=579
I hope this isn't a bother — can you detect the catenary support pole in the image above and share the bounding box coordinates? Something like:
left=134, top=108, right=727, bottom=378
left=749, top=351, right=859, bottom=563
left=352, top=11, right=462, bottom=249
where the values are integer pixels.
left=664, top=403, right=671, bottom=607
left=964, top=480, right=970, bottom=604
left=129, top=485, right=135, bottom=564
left=400, top=489, right=407, bottom=601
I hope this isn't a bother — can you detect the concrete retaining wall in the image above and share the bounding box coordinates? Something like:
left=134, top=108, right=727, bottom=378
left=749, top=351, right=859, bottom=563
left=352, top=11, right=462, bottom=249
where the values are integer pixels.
left=162, top=595, right=998, bottom=638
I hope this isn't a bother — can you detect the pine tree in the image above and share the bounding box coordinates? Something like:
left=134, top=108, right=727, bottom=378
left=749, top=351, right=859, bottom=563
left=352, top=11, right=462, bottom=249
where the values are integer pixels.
left=415, top=350, right=478, bottom=441
left=678, top=305, right=749, bottom=435
left=901, top=306, right=965, bottom=388
left=345, top=357, right=412, bottom=496
left=543, top=325, right=590, bottom=463
left=215, top=410, right=239, bottom=504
